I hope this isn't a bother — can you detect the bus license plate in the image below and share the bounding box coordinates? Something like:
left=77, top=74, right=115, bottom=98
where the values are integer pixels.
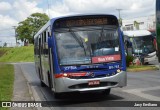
left=88, top=80, right=100, bottom=86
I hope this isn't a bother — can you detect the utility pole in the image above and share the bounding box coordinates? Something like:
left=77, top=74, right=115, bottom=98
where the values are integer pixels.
left=12, top=26, right=17, bottom=44
left=116, top=9, right=122, bottom=19
left=116, top=9, right=123, bottom=26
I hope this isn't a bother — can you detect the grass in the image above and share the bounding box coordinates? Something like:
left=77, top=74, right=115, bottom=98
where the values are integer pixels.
left=127, top=65, right=159, bottom=72
left=0, top=45, right=34, bottom=62
left=0, top=64, right=14, bottom=110
left=0, top=48, right=11, bottom=57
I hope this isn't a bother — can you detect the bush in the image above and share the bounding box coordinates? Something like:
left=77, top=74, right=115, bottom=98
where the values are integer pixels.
left=126, top=55, right=134, bottom=67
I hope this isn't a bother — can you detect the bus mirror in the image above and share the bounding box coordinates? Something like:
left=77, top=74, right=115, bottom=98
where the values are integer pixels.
left=125, top=40, right=132, bottom=48
left=128, top=42, right=132, bottom=47
left=126, top=41, right=132, bottom=48
left=125, top=40, right=132, bottom=55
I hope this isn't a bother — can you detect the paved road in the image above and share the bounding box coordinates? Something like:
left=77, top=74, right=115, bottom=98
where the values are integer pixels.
left=14, top=62, right=160, bottom=110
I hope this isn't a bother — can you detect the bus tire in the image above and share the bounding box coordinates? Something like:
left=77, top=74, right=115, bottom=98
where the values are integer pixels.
left=48, top=71, right=52, bottom=89
left=38, top=68, right=41, bottom=79
left=54, top=93, right=62, bottom=99
left=102, top=89, right=111, bottom=95
left=41, top=81, right=46, bottom=87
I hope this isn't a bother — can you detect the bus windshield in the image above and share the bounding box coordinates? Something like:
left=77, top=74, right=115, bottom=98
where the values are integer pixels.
left=130, top=35, right=155, bottom=54
left=55, top=26, right=121, bottom=65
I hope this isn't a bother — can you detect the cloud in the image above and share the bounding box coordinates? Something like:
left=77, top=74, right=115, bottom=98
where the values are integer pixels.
left=12, top=0, right=43, bottom=21
left=0, top=0, right=43, bottom=42
left=0, top=0, right=156, bottom=43
left=48, top=0, right=155, bottom=19
left=0, top=2, right=12, bottom=11
left=0, top=15, right=17, bottom=39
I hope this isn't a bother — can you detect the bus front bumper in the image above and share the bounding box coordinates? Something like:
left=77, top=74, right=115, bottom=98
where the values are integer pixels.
left=54, top=71, right=127, bottom=93
left=144, top=52, right=157, bottom=63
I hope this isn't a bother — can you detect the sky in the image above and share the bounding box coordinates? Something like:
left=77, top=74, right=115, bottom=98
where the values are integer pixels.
left=0, top=0, right=156, bottom=45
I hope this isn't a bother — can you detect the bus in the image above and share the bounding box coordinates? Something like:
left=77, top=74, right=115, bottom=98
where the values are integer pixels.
left=34, top=14, right=127, bottom=98
left=156, top=0, right=160, bottom=63
left=123, top=30, right=157, bottom=64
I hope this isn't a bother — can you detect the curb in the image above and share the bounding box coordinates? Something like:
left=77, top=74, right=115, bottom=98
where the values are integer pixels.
left=19, top=64, right=48, bottom=110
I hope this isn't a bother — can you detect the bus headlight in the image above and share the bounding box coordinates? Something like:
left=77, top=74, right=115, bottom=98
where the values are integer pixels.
left=63, top=73, right=68, bottom=77
left=117, top=69, right=121, bottom=73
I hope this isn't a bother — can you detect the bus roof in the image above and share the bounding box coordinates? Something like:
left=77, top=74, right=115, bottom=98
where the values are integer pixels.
left=123, top=30, right=151, bottom=37
left=34, top=14, right=118, bottom=39
left=50, top=14, right=117, bottom=22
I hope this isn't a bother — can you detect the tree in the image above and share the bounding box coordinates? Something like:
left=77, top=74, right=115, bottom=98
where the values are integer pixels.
left=16, top=13, right=49, bottom=44
left=3, top=42, right=7, bottom=47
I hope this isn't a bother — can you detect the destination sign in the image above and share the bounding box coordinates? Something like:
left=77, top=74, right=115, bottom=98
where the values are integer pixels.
left=92, top=54, right=121, bottom=63
left=54, top=15, right=118, bottom=28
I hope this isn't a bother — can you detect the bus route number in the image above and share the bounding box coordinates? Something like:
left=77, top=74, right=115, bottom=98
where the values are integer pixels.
left=108, top=65, right=120, bottom=69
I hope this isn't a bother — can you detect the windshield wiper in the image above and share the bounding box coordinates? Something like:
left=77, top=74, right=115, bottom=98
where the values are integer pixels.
left=95, top=26, right=105, bottom=56
left=69, top=28, right=87, bottom=56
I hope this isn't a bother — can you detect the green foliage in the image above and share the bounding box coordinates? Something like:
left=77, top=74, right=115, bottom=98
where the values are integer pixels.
left=0, top=46, right=34, bottom=62
left=0, top=64, right=14, bottom=103
left=126, top=55, right=134, bottom=67
left=3, top=42, right=7, bottom=47
left=127, top=65, right=158, bottom=72
left=0, top=47, right=11, bottom=57
left=16, top=13, right=49, bottom=43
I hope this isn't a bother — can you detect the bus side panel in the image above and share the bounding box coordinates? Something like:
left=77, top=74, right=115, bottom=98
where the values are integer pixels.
left=119, top=28, right=126, bottom=71
left=48, top=32, right=62, bottom=92
left=51, top=33, right=61, bottom=74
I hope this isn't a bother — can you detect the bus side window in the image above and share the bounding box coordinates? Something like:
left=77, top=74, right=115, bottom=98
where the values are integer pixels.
left=43, top=32, right=45, bottom=55
left=36, top=37, right=39, bottom=55
left=44, top=31, right=49, bottom=56
left=39, top=35, right=41, bottom=55
left=41, top=33, right=44, bottom=55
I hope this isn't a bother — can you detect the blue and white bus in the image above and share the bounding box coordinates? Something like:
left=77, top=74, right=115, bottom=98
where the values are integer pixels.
left=34, top=14, right=127, bottom=98
left=123, top=30, right=157, bottom=64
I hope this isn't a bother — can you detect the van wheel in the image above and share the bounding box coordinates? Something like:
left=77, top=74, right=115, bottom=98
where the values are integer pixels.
left=102, top=89, right=111, bottom=95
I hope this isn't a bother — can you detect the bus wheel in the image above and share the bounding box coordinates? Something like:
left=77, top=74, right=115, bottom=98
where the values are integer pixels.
left=41, top=81, right=46, bottom=87
left=54, top=93, right=62, bottom=99
left=102, top=89, right=111, bottom=95
left=48, top=71, right=52, bottom=89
